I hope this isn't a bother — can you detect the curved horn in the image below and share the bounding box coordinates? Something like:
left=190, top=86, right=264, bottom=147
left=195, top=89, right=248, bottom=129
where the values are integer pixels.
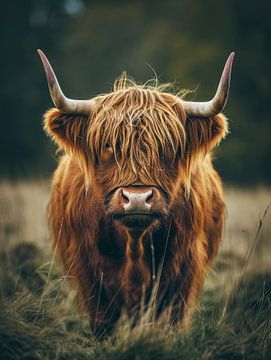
left=182, top=52, right=235, bottom=118
left=37, top=49, right=94, bottom=114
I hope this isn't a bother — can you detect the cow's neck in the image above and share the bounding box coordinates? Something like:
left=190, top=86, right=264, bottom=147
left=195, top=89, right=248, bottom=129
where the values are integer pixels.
left=97, top=215, right=177, bottom=263
left=96, top=215, right=180, bottom=305
left=125, top=229, right=146, bottom=261
left=121, top=227, right=152, bottom=304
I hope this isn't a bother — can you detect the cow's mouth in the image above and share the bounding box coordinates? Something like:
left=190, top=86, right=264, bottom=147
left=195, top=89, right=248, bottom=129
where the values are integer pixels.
left=112, top=212, right=162, bottom=229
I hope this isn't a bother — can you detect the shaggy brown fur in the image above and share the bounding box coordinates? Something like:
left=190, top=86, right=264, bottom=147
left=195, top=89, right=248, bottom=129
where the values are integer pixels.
left=44, top=75, right=227, bottom=336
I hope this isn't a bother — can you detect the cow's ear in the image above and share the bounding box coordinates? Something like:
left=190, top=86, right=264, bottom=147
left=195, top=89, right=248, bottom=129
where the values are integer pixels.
left=185, top=113, right=228, bottom=158
left=43, top=108, right=89, bottom=152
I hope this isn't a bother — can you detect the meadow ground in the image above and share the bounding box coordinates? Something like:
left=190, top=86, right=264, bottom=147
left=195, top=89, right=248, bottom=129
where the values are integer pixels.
left=0, top=180, right=270, bottom=359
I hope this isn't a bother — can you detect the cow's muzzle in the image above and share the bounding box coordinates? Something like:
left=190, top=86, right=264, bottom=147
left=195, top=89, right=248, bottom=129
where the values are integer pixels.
left=107, top=186, right=167, bottom=229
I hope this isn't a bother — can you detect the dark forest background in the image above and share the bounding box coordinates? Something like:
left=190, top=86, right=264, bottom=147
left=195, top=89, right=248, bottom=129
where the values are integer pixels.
left=1, top=0, right=270, bottom=184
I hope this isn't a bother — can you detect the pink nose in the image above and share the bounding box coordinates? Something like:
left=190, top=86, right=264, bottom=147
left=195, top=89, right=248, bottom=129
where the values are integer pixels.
left=121, top=189, right=153, bottom=213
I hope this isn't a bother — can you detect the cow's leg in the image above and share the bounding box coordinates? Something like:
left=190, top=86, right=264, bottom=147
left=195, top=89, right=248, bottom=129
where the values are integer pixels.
left=79, top=277, right=123, bottom=338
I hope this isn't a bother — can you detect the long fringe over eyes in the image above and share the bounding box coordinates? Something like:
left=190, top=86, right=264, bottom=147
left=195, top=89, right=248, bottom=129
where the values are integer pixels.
left=87, top=74, right=187, bottom=189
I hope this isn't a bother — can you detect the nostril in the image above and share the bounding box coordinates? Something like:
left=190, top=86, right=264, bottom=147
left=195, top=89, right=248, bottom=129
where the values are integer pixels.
left=121, top=190, right=130, bottom=205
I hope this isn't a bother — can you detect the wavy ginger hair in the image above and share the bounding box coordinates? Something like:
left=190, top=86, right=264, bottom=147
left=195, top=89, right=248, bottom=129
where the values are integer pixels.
left=43, top=73, right=228, bottom=334
left=44, top=72, right=227, bottom=196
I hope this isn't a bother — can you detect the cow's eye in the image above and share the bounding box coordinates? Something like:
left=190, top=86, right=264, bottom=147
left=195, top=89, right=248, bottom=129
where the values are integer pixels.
left=101, top=143, right=113, bottom=162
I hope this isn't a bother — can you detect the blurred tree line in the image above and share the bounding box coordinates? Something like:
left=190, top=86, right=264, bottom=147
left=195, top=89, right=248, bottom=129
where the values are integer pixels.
left=1, top=0, right=270, bottom=184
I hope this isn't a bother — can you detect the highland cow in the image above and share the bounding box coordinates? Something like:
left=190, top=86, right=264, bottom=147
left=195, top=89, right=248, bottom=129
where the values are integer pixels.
left=38, top=50, right=234, bottom=336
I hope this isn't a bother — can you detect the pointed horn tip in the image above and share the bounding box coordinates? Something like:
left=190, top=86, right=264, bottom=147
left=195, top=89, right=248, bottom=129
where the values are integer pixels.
left=226, top=52, right=235, bottom=70
left=37, top=49, right=46, bottom=59
left=220, top=52, right=235, bottom=85
left=37, top=49, right=50, bottom=67
left=37, top=49, right=56, bottom=84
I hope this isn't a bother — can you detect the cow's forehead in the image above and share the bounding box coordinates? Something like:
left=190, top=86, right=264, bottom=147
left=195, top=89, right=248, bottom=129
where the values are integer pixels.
left=91, top=87, right=185, bottom=127
left=87, top=88, right=186, bottom=171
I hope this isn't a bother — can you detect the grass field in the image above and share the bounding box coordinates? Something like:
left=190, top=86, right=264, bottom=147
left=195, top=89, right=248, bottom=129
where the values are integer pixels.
left=0, top=180, right=270, bottom=359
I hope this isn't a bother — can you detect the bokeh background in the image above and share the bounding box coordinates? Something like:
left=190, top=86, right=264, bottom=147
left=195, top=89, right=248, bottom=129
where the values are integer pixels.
left=1, top=0, right=271, bottom=184
left=0, top=1, right=271, bottom=358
